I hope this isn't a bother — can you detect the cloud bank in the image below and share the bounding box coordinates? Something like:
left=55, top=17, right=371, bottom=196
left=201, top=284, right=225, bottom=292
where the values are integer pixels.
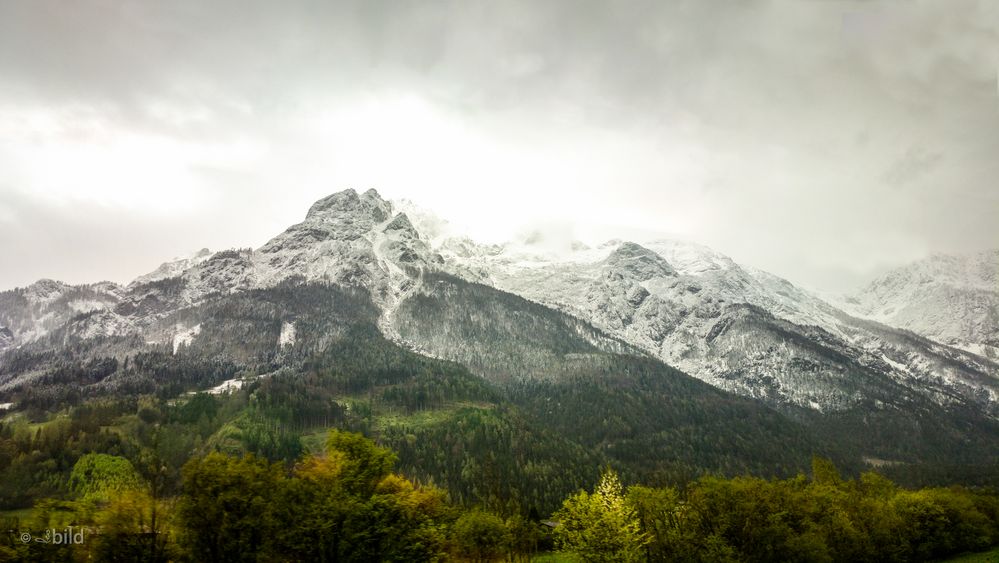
left=1, top=0, right=997, bottom=291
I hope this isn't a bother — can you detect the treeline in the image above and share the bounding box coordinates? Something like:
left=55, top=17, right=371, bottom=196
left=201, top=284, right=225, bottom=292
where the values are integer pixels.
left=555, top=458, right=999, bottom=562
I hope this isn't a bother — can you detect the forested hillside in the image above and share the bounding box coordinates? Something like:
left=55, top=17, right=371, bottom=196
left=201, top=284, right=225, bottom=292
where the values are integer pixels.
left=0, top=281, right=847, bottom=516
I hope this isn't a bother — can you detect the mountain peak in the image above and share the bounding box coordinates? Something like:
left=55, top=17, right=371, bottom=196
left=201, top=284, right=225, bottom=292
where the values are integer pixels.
left=305, top=188, right=392, bottom=229
left=602, top=242, right=676, bottom=280
left=22, top=279, right=72, bottom=303
left=642, top=239, right=738, bottom=276
left=306, top=188, right=359, bottom=217
left=305, top=188, right=390, bottom=223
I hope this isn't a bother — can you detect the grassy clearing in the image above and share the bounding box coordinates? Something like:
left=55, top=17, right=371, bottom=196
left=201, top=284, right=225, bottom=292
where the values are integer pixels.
left=300, top=401, right=494, bottom=453
left=372, top=405, right=465, bottom=432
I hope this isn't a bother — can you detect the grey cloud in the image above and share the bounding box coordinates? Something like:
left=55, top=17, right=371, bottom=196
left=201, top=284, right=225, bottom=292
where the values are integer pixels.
left=0, top=189, right=194, bottom=289
left=0, top=0, right=997, bottom=292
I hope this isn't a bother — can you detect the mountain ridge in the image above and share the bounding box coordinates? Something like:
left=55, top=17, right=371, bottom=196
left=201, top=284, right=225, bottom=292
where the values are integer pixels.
left=1, top=189, right=996, bottom=420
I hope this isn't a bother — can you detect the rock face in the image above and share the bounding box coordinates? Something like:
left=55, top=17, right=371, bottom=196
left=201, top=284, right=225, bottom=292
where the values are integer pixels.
left=2, top=189, right=996, bottom=419
left=840, top=251, right=999, bottom=360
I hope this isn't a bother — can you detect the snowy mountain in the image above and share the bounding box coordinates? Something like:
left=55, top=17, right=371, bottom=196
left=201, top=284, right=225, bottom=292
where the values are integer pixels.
left=1, top=189, right=996, bottom=421
left=425, top=231, right=998, bottom=415
left=839, top=251, right=999, bottom=360
left=0, top=189, right=437, bottom=352
left=0, top=278, right=125, bottom=349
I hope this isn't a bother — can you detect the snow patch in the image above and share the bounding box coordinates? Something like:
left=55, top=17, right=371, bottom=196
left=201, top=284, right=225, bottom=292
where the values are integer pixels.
left=0, top=402, right=13, bottom=411
left=68, top=299, right=109, bottom=314
left=173, top=324, right=201, bottom=354
left=880, top=354, right=910, bottom=374
left=279, top=321, right=296, bottom=347
left=208, top=377, right=245, bottom=395
left=204, top=372, right=274, bottom=395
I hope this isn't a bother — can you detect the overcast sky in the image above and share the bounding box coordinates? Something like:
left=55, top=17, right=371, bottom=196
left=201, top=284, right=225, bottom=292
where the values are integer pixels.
left=1, top=0, right=997, bottom=293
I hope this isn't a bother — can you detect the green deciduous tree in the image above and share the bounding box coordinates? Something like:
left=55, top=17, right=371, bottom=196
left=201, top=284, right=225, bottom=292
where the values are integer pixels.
left=69, top=453, right=143, bottom=504
left=452, top=509, right=510, bottom=562
left=176, top=430, right=452, bottom=562
left=91, top=489, right=176, bottom=563
left=553, top=469, right=649, bottom=562
left=177, top=452, right=282, bottom=562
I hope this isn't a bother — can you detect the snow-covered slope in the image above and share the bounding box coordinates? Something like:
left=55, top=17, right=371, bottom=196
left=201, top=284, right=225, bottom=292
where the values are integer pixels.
left=424, top=226, right=998, bottom=414
left=132, top=248, right=214, bottom=285
left=0, top=279, right=124, bottom=347
left=155, top=189, right=441, bottom=309
left=839, top=251, right=999, bottom=360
